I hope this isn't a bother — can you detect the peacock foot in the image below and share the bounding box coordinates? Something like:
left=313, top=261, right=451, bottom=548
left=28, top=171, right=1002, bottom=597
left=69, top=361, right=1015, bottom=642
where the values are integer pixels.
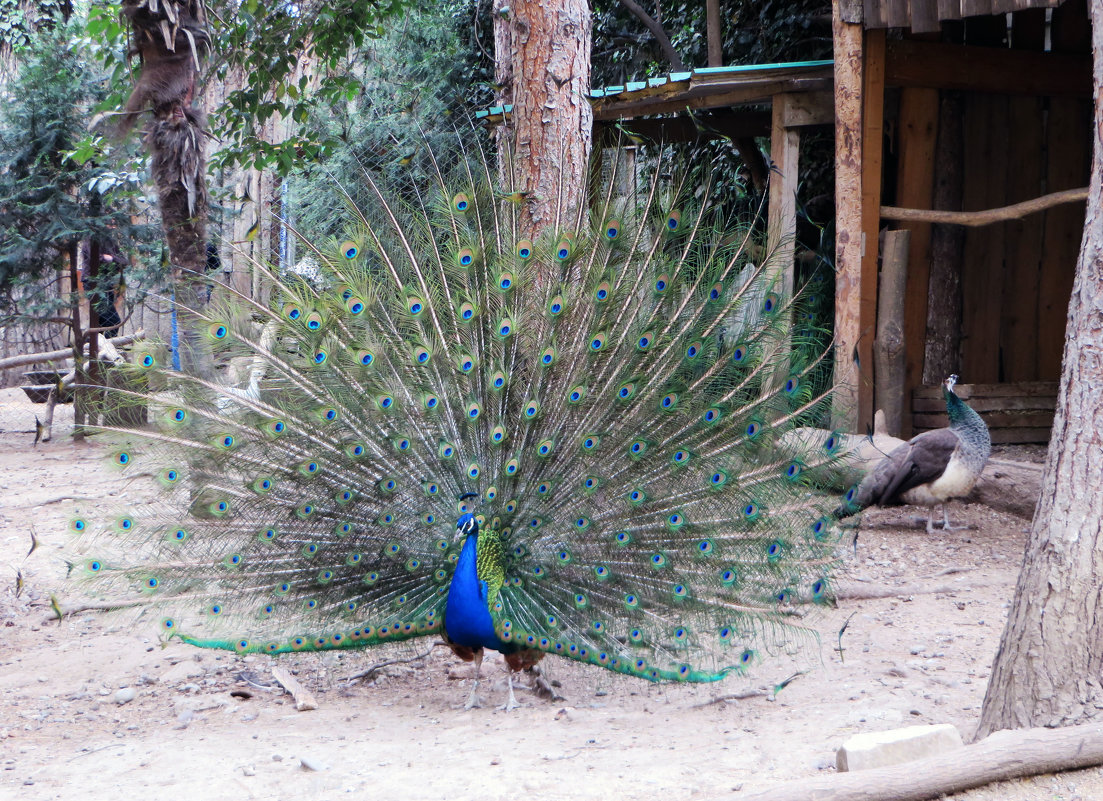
left=498, top=673, right=521, bottom=711
left=464, top=682, right=483, bottom=710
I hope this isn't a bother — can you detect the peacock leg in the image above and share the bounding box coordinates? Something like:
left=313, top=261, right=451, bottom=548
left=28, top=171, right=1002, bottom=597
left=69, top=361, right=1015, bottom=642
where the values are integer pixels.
left=465, top=651, right=484, bottom=710
left=499, top=669, right=520, bottom=712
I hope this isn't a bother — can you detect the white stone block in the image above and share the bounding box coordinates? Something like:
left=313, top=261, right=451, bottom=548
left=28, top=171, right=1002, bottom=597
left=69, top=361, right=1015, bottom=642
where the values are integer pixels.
left=836, top=723, right=964, bottom=772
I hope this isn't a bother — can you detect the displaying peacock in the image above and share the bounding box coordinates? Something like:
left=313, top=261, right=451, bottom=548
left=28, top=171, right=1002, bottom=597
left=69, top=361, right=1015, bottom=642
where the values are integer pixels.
left=69, top=138, right=849, bottom=708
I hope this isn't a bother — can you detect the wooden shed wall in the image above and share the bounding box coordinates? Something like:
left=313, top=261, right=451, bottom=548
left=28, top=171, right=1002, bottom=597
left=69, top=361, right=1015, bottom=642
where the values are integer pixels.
left=880, top=1, right=1090, bottom=427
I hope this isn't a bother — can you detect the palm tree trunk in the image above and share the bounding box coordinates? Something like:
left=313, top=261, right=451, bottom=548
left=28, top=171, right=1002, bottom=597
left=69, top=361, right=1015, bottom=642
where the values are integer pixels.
left=121, top=1, right=210, bottom=370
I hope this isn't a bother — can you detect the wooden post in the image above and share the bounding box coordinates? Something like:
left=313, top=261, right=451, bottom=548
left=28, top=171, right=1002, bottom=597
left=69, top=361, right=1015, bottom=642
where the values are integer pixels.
left=895, top=87, right=939, bottom=436
left=832, top=16, right=881, bottom=432
left=706, top=0, right=722, bottom=67
left=875, top=230, right=910, bottom=436
left=768, top=94, right=801, bottom=300
left=832, top=8, right=864, bottom=431
left=857, top=29, right=885, bottom=429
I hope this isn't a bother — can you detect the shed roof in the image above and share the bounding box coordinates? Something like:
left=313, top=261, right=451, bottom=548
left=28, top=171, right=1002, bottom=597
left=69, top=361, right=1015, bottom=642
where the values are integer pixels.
left=475, top=60, right=833, bottom=124
left=846, top=0, right=1067, bottom=34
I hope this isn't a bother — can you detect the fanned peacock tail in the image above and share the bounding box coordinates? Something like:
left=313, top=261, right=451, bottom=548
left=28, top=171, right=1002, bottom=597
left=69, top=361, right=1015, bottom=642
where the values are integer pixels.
left=69, top=137, right=849, bottom=684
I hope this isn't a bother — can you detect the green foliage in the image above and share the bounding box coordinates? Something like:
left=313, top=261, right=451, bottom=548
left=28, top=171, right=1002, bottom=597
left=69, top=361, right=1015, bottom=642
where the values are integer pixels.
left=286, top=7, right=488, bottom=243
left=591, top=0, right=832, bottom=83
left=209, top=0, right=411, bottom=173
left=0, top=0, right=69, bottom=52
left=0, top=23, right=160, bottom=324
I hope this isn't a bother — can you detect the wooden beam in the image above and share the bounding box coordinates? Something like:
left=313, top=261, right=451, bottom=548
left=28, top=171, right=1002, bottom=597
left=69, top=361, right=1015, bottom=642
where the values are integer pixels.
left=780, top=91, right=834, bottom=127
left=832, top=10, right=869, bottom=433
left=768, top=95, right=801, bottom=300
left=881, top=187, right=1088, bottom=225
left=885, top=39, right=1092, bottom=97
left=600, top=110, right=771, bottom=144
left=895, top=87, right=939, bottom=437
left=592, top=75, right=833, bottom=120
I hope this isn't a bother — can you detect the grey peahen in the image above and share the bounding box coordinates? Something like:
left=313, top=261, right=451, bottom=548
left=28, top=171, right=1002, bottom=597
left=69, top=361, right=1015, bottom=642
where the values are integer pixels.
left=68, top=139, right=849, bottom=709
left=835, top=375, right=991, bottom=533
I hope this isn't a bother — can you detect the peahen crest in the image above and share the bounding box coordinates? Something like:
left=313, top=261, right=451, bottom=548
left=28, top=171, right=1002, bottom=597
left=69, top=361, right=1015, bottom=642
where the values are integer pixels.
left=69, top=136, right=847, bottom=690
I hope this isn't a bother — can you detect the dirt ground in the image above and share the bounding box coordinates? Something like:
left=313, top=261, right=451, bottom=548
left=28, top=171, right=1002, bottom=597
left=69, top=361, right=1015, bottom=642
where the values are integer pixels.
left=1, top=386, right=1100, bottom=801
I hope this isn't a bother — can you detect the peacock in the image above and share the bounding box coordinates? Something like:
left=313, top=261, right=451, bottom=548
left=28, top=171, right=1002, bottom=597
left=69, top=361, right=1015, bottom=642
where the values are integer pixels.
left=835, top=375, right=991, bottom=533
left=68, top=137, right=849, bottom=709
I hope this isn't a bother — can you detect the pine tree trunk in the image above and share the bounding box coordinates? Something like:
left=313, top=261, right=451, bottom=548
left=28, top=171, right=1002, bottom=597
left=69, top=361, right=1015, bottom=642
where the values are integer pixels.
left=499, top=0, right=593, bottom=265
left=976, top=0, right=1103, bottom=738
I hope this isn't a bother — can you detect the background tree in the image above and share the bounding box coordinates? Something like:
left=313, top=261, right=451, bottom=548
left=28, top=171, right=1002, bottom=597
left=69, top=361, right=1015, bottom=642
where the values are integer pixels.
left=0, top=24, right=155, bottom=405
left=976, top=0, right=1103, bottom=737
left=494, top=0, right=593, bottom=251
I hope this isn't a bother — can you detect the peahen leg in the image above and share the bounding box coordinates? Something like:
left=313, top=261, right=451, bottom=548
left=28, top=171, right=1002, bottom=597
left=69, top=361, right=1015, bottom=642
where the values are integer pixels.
left=465, top=650, right=484, bottom=710
left=925, top=507, right=936, bottom=534
left=939, top=504, right=970, bottom=531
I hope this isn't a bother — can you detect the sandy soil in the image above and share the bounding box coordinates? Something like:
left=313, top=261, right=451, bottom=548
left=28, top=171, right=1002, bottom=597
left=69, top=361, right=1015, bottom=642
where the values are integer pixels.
left=1, top=386, right=1100, bottom=801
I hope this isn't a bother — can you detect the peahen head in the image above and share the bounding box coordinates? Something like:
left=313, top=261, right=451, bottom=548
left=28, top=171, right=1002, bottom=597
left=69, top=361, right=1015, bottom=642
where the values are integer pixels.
left=942, top=374, right=989, bottom=447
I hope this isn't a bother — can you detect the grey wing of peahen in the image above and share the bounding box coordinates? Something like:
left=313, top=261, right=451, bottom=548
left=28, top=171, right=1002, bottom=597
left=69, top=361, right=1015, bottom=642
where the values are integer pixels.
left=69, top=138, right=849, bottom=684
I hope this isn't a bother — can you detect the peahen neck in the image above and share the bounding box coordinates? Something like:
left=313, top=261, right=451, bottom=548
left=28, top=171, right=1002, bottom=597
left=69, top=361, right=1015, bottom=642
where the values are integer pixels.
left=944, top=383, right=991, bottom=467
left=444, top=528, right=506, bottom=652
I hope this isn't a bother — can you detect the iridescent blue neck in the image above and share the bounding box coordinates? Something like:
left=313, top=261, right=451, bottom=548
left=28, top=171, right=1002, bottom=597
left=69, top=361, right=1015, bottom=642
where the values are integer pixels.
left=444, top=534, right=501, bottom=651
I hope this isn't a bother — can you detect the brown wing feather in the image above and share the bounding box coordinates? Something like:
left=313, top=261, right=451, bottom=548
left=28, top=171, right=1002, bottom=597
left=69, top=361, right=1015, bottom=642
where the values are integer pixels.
left=876, top=429, right=960, bottom=503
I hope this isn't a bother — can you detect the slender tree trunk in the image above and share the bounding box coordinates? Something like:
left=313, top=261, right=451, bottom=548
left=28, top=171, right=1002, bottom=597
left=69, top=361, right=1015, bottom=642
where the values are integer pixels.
left=976, top=0, right=1103, bottom=738
left=121, top=1, right=210, bottom=371
left=499, top=0, right=593, bottom=271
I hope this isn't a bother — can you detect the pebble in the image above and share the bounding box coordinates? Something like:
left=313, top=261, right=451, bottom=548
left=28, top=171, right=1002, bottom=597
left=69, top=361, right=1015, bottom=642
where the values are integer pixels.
left=299, top=755, right=325, bottom=772
left=114, top=688, right=136, bottom=705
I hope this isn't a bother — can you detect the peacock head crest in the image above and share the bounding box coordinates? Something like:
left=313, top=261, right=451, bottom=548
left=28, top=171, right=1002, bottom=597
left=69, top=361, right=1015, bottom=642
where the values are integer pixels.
left=456, top=513, right=479, bottom=538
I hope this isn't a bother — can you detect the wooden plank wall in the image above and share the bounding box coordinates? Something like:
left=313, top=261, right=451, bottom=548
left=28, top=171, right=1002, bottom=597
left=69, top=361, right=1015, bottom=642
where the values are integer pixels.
left=920, top=2, right=1089, bottom=389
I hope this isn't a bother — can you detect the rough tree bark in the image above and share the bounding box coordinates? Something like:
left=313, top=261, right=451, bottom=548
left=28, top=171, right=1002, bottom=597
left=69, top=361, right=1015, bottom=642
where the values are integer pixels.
left=120, top=0, right=210, bottom=370
left=497, top=0, right=593, bottom=269
left=976, top=0, right=1103, bottom=738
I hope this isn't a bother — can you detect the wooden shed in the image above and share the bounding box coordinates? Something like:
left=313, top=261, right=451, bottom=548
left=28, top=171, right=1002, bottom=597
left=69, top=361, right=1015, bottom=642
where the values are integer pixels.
left=832, top=0, right=1091, bottom=440
left=477, top=0, right=1091, bottom=442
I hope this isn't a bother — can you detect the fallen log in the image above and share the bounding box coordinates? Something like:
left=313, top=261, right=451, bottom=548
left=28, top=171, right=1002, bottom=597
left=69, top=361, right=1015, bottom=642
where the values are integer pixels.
left=784, top=416, right=1043, bottom=519
left=0, top=330, right=144, bottom=372
left=737, top=722, right=1103, bottom=801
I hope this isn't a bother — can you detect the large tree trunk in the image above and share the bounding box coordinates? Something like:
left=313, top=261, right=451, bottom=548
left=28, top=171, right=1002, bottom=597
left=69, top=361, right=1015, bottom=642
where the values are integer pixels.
left=497, top=0, right=593, bottom=275
left=976, top=1, right=1103, bottom=738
